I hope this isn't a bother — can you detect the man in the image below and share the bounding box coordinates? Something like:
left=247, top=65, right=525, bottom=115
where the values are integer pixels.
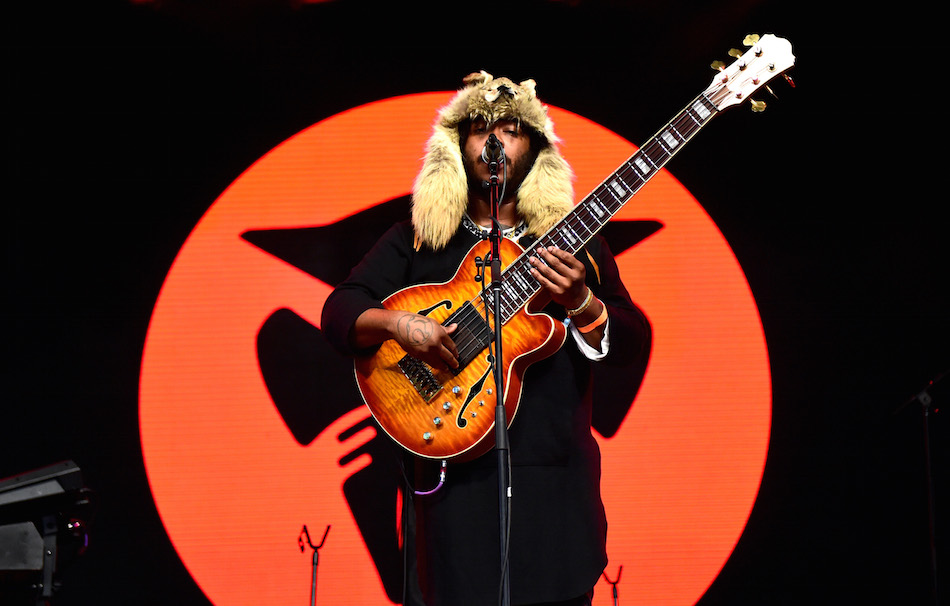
left=322, top=72, right=651, bottom=606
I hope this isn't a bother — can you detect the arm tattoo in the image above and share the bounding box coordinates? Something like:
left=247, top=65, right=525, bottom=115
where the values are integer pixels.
left=397, top=314, right=433, bottom=346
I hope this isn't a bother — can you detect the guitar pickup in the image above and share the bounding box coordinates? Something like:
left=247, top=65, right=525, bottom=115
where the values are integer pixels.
left=443, top=301, right=494, bottom=369
left=397, top=355, right=443, bottom=402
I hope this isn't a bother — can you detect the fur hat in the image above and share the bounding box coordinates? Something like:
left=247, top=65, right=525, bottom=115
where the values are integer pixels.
left=411, top=71, right=575, bottom=250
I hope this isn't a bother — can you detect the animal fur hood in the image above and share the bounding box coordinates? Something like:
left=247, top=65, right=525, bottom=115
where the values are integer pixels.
left=411, top=71, right=575, bottom=250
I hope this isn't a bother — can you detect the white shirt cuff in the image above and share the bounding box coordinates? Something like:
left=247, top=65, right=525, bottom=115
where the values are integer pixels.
left=565, top=317, right=610, bottom=361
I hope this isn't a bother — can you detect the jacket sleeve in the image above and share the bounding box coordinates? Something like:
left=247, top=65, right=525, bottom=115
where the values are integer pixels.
left=582, top=235, right=652, bottom=368
left=320, top=222, right=416, bottom=356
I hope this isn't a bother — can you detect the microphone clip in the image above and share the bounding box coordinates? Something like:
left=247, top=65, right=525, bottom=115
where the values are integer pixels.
left=481, top=133, right=505, bottom=165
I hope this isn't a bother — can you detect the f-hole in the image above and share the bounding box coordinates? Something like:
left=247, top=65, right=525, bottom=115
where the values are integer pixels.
left=456, top=354, right=494, bottom=428
left=417, top=299, right=452, bottom=317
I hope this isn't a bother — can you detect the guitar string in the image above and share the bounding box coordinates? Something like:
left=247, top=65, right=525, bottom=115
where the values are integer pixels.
left=452, top=43, right=755, bottom=344
left=453, top=92, right=712, bottom=350
left=445, top=85, right=724, bottom=368
left=472, top=53, right=741, bottom=327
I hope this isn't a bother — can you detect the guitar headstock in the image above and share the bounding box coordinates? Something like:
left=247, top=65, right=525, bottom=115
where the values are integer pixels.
left=706, top=34, right=795, bottom=112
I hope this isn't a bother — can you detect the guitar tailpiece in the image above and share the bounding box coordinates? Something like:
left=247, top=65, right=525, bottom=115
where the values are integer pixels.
left=414, top=460, right=448, bottom=496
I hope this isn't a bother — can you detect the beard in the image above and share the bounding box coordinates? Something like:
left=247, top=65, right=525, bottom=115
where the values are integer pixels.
left=463, top=149, right=533, bottom=202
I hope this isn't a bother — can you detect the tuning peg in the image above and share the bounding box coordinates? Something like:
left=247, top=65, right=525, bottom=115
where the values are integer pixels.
left=728, top=48, right=743, bottom=59
left=710, top=60, right=726, bottom=71
left=742, top=34, right=761, bottom=46
left=750, top=99, right=767, bottom=113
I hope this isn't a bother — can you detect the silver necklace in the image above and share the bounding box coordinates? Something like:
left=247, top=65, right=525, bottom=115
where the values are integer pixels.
left=461, top=214, right=527, bottom=241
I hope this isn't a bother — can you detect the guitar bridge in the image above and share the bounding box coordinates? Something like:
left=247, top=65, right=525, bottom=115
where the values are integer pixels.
left=397, top=355, right=443, bottom=402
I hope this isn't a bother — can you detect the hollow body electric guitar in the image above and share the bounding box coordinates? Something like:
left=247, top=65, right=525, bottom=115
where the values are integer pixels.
left=354, top=34, right=795, bottom=462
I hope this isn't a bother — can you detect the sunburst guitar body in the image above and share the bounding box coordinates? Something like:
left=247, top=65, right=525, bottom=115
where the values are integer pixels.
left=354, top=237, right=567, bottom=462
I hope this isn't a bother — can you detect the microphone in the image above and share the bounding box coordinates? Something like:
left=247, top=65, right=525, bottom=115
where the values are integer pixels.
left=480, top=133, right=505, bottom=164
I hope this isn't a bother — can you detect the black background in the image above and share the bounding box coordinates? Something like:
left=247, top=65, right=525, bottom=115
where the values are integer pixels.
left=5, top=1, right=947, bottom=605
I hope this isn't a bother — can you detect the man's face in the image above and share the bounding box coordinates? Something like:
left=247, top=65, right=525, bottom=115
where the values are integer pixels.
left=462, top=118, right=535, bottom=196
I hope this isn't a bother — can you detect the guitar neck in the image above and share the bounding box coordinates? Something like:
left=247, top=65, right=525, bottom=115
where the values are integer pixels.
left=491, top=92, right=721, bottom=321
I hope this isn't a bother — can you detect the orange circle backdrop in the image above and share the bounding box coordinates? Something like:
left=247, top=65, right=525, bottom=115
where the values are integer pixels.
left=139, top=92, right=771, bottom=605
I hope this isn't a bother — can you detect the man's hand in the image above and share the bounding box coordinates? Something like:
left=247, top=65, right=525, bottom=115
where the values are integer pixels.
left=529, top=246, right=607, bottom=349
left=350, top=308, right=459, bottom=370
left=528, top=246, right=588, bottom=310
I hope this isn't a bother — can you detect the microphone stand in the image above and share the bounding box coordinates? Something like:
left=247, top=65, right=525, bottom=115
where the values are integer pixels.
left=602, top=566, right=623, bottom=606
left=298, top=525, right=330, bottom=606
left=486, top=153, right=512, bottom=606
left=895, top=369, right=945, bottom=606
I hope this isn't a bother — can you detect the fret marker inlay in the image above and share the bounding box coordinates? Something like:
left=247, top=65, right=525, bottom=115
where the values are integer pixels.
left=609, top=180, right=628, bottom=198
left=693, top=100, right=711, bottom=120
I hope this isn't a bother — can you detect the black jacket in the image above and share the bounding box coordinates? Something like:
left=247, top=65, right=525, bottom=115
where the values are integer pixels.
left=322, top=220, right=650, bottom=606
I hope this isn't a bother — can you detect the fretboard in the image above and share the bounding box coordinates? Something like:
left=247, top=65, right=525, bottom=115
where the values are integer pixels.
left=487, top=92, right=721, bottom=322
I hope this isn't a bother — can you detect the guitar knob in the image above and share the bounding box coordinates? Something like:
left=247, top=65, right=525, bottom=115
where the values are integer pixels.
left=422, top=432, right=433, bottom=441
left=452, top=386, right=462, bottom=395
left=442, top=402, right=452, bottom=410
left=433, top=417, right=443, bottom=426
